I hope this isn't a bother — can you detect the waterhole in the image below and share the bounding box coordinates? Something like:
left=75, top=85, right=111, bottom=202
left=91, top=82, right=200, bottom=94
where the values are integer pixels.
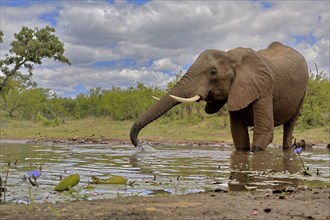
left=0, top=141, right=329, bottom=204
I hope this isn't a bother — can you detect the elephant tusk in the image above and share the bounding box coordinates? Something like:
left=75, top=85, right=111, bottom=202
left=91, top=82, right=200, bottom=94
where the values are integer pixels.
left=152, top=96, right=160, bottom=101
left=169, top=95, right=201, bottom=103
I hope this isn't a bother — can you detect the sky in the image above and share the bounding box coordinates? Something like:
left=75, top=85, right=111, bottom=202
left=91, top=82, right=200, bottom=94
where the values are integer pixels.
left=0, top=0, right=329, bottom=97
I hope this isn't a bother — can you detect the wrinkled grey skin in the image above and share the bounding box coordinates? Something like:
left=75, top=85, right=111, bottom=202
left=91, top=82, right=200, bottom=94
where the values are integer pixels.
left=130, top=42, right=308, bottom=151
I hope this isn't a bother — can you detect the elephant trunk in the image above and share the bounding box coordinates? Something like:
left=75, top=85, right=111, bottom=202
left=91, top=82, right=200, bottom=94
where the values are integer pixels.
left=130, top=93, right=180, bottom=147
left=130, top=69, right=203, bottom=147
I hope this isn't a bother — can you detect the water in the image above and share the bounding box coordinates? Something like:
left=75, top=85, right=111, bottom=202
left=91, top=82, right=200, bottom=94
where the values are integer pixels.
left=0, top=141, right=329, bottom=204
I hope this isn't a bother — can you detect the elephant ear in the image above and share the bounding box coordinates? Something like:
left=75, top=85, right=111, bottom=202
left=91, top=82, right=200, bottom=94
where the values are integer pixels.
left=227, top=49, right=275, bottom=112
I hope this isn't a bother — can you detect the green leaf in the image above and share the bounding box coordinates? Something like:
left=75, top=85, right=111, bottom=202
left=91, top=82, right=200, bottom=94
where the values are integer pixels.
left=107, top=175, right=128, bottom=184
left=54, top=173, right=80, bottom=191
left=91, top=175, right=127, bottom=184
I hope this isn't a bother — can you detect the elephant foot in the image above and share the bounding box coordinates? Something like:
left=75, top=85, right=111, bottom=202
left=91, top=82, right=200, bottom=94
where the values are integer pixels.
left=235, top=147, right=250, bottom=152
left=251, top=146, right=265, bottom=152
left=282, top=144, right=293, bottom=149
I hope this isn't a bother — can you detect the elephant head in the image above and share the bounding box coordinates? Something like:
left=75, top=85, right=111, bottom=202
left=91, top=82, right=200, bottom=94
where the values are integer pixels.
left=130, top=48, right=274, bottom=147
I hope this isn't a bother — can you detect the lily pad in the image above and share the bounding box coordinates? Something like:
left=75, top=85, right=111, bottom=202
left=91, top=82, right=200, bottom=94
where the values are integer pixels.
left=91, top=175, right=127, bottom=184
left=55, top=173, right=80, bottom=191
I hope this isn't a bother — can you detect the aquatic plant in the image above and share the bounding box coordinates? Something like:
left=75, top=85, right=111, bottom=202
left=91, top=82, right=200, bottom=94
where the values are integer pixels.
left=67, top=186, right=88, bottom=201
left=294, top=147, right=311, bottom=176
left=28, top=170, right=41, bottom=187
left=293, top=147, right=302, bottom=154
left=28, top=170, right=41, bottom=179
left=91, top=175, right=127, bottom=184
left=54, top=173, right=80, bottom=191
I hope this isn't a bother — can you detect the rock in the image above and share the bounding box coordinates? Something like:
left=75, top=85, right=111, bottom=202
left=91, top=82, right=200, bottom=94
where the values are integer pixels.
left=297, top=139, right=314, bottom=149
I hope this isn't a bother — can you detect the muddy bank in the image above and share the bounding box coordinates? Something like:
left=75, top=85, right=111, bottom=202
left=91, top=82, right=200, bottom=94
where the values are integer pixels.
left=0, top=187, right=329, bottom=220
left=1, top=137, right=234, bottom=147
left=2, top=137, right=329, bottom=149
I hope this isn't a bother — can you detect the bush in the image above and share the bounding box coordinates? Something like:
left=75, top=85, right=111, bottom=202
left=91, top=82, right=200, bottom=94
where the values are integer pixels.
left=35, top=112, right=62, bottom=126
left=298, top=67, right=330, bottom=128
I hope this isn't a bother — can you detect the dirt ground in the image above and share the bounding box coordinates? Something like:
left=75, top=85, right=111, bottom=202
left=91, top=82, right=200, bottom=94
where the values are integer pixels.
left=0, top=187, right=329, bottom=220
left=1, top=138, right=329, bottom=220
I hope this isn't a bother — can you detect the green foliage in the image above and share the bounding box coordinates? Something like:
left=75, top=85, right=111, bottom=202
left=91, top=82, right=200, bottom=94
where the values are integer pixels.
left=35, top=112, right=62, bottom=127
left=298, top=68, right=330, bottom=128
left=73, top=83, right=165, bottom=120
left=0, top=77, right=66, bottom=125
left=0, top=26, right=70, bottom=94
left=0, top=79, right=46, bottom=118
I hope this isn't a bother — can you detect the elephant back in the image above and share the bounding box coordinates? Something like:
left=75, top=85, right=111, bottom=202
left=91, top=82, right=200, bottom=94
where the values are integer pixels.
left=258, top=42, right=309, bottom=125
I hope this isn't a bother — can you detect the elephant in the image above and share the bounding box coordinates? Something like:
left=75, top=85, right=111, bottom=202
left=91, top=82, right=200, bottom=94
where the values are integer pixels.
left=130, top=41, right=309, bottom=151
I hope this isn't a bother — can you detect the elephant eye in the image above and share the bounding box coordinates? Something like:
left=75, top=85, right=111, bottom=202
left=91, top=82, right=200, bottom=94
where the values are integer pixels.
left=210, top=69, right=217, bottom=76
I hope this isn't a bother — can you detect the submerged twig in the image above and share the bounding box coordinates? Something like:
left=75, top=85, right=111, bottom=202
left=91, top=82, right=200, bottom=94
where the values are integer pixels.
left=3, top=162, right=11, bottom=203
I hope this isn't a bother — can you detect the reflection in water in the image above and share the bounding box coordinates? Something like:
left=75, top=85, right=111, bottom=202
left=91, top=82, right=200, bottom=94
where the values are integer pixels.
left=0, top=142, right=329, bottom=203
left=282, top=149, right=300, bottom=174
left=229, top=150, right=303, bottom=191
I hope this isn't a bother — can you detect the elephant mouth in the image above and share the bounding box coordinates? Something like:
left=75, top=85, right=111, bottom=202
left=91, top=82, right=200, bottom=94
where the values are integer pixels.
left=204, top=90, right=217, bottom=102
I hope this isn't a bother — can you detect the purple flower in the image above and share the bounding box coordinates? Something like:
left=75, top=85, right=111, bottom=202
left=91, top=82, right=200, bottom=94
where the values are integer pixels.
left=28, top=170, right=41, bottom=179
left=294, top=147, right=302, bottom=154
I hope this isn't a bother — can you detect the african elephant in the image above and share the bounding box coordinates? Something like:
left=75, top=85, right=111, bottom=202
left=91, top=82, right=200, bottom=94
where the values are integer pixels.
left=130, top=41, right=309, bottom=151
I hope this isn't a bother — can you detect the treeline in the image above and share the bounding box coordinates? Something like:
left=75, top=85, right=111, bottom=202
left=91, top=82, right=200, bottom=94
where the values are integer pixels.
left=0, top=70, right=329, bottom=128
left=0, top=78, right=212, bottom=123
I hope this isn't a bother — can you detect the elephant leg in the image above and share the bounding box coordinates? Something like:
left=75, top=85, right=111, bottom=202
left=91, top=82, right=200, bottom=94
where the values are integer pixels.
left=251, top=94, right=274, bottom=152
left=229, top=111, right=250, bottom=151
left=282, top=120, right=295, bottom=149
left=282, top=93, right=306, bottom=149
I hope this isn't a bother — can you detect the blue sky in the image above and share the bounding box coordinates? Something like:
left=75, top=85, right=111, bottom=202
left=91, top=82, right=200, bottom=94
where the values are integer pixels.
left=0, top=0, right=329, bottom=97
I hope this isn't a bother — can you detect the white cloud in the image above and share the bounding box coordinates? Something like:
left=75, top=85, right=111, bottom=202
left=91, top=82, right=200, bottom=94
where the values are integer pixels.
left=0, top=0, right=329, bottom=96
left=33, top=65, right=172, bottom=96
left=151, top=58, right=178, bottom=72
left=296, top=37, right=330, bottom=73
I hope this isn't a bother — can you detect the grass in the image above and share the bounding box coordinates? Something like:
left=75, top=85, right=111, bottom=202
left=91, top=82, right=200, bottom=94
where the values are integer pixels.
left=0, top=117, right=131, bottom=140
left=0, top=116, right=329, bottom=145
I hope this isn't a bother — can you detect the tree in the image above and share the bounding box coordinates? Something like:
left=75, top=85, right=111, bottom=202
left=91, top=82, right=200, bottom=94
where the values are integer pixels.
left=0, top=26, right=71, bottom=94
